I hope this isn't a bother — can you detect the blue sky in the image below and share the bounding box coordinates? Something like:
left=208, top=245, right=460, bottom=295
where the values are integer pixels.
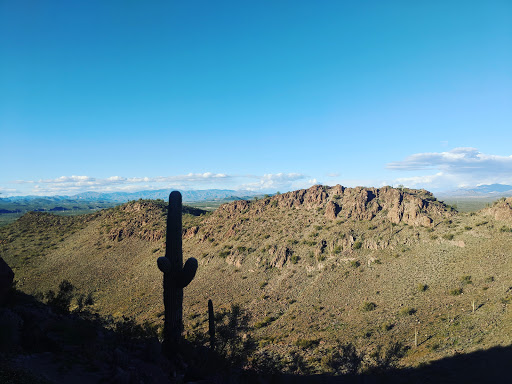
left=1, top=1, right=511, bottom=196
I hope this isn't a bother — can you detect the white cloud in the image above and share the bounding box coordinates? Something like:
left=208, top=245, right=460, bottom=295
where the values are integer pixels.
left=239, top=173, right=308, bottom=191
left=387, top=148, right=512, bottom=189
left=5, top=172, right=312, bottom=196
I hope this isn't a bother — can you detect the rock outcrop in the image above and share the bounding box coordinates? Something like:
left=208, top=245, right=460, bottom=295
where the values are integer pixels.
left=484, top=197, right=512, bottom=222
left=212, top=185, right=451, bottom=227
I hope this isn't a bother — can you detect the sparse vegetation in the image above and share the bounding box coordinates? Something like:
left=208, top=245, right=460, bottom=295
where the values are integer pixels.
left=361, top=302, right=377, bottom=311
left=399, top=307, right=417, bottom=316
left=2, top=189, right=512, bottom=379
left=450, top=288, right=463, bottom=296
left=417, top=284, right=428, bottom=292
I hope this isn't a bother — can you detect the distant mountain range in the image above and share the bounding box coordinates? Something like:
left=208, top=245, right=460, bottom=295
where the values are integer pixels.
left=0, top=189, right=262, bottom=225
left=0, top=189, right=259, bottom=203
left=436, top=184, right=512, bottom=198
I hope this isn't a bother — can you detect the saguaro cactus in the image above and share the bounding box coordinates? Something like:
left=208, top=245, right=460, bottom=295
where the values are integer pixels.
left=208, top=299, right=215, bottom=350
left=157, top=191, right=198, bottom=358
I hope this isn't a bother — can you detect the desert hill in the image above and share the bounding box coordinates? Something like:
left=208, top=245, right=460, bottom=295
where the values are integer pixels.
left=1, top=186, right=511, bottom=374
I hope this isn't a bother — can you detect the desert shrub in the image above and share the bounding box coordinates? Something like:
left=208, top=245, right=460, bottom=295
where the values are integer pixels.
left=333, top=245, right=342, bottom=254
left=366, top=342, right=409, bottom=373
left=485, top=276, right=495, bottom=283
left=291, top=254, right=300, bottom=264
left=45, top=280, right=75, bottom=314
left=294, top=338, right=319, bottom=350
left=320, top=343, right=363, bottom=375
left=417, top=284, right=428, bottom=292
left=353, top=241, right=363, bottom=250
left=450, top=288, right=463, bottom=296
left=215, top=304, right=256, bottom=366
left=475, top=221, right=488, bottom=226
left=464, top=226, right=472, bottom=230
left=254, top=316, right=276, bottom=329
left=76, top=292, right=94, bottom=312
left=381, top=322, right=394, bottom=331
left=442, top=233, right=454, bottom=240
left=113, top=316, right=158, bottom=340
left=399, top=307, right=416, bottom=316
left=460, top=275, right=472, bottom=285
left=361, top=302, right=377, bottom=312
left=219, top=250, right=230, bottom=258
left=350, top=260, right=360, bottom=268
left=499, top=226, right=512, bottom=232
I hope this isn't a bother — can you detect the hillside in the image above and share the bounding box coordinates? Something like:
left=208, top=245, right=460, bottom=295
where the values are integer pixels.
left=1, top=185, right=511, bottom=375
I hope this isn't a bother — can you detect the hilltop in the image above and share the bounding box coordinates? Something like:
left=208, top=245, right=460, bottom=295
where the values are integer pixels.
left=1, top=186, right=511, bottom=376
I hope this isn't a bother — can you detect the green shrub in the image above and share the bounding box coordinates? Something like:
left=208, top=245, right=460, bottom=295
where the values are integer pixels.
left=442, top=233, right=454, bottom=240
left=450, top=288, right=463, bottom=296
left=291, top=254, right=300, bottom=264
left=417, top=284, right=428, bottom=292
left=381, top=322, right=394, bottom=331
left=350, top=260, right=360, bottom=268
left=254, top=316, right=276, bottom=329
left=45, top=280, right=75, bottom=314
left=399, top=307, right=416, bottom=316
left=361, top=302, right=377, bottom=312
left=353, top=241, right=363, bottom=250
left=460, top=275, right=472, bottom=285
left=219, top=250, right=230, bottom=258
left=294, top=338, right=319, bottom=350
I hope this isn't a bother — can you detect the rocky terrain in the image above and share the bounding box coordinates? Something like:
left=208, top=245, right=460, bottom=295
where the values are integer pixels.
left=1, top=185, right=511, bottom=380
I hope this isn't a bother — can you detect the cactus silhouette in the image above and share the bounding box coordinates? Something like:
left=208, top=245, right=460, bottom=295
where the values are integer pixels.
left=157, top=191, right=198, bottom=358
left=208, top=299, right=215, bottom=350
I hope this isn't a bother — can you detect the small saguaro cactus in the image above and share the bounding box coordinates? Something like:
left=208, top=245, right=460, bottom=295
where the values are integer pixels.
left=157, top=191, right=198, bottom=358
left=208, top=299, right=215, bottom=350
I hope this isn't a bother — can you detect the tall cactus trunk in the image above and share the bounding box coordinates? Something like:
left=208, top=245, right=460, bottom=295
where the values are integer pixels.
left=158, top=191, right=198, bottom=359
left=208, top=299, right=215, bottom=351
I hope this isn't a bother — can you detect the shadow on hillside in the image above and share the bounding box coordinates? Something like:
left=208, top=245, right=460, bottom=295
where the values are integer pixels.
left=2, top=289, right=511, bottom=384
left=276, top=345, right=512, bottom=384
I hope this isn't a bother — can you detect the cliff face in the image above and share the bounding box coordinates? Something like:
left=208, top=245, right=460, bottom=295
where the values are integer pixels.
left=210, top=185, right=452, bottom=228
left=484, top=197, right=512, bottom=222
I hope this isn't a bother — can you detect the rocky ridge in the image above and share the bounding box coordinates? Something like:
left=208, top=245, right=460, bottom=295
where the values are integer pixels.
left=211, top=185, right=451, bottom=227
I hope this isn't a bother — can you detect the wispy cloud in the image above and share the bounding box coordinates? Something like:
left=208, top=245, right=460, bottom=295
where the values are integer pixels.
left=239, top=173, right=309, bottom=191
left=387, top=148, right=512, bottom=189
